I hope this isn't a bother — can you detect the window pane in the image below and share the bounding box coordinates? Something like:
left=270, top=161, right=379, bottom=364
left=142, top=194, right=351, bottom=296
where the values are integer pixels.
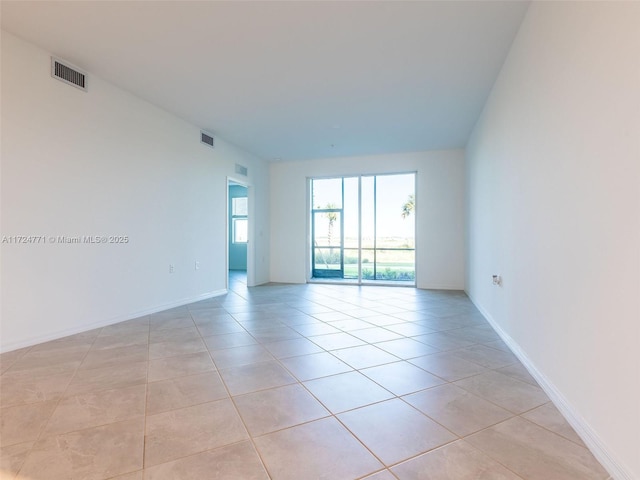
left=376, top=174, right=415, bottom=249
left=361, top=176, right=375, bottom=249
left=314, top=248, right=342, bottom=271
left=234, top=218, right=248, bottom=243
left=343, top=248, right=359, bottom=279
left=343, top=177, right=359, bottom=249
left=232, top=197, right=248, bottom=216
left=313, top=211, right=341, bottom=247
left=375, top=249, right=415, bottom=281
left=312, top=178, right=343, bottom=209
left=361, top=249, right=375, bottom=280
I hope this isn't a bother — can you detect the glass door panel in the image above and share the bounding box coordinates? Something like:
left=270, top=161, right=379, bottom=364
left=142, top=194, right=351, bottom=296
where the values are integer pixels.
left=312, top=210, right=343, bottom=278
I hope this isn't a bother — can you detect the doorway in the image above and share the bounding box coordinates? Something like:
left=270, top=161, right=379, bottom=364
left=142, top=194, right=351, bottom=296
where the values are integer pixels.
left=310, top=173, right=416, bottom=285
left=228, top=180, right=248, bottom=289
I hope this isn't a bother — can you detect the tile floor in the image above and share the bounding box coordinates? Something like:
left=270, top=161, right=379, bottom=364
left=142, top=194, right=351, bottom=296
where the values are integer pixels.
left=0, top=272, right=611, bottom=479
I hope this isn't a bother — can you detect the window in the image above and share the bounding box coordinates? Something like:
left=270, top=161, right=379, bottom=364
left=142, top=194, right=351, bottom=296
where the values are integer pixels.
left=232, top=197, right=248, bottom=243
left=310, top=173, right=415, bottom=284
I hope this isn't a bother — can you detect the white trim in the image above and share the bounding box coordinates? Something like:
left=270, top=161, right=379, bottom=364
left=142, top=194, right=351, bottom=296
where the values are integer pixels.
left=0, top=289, right=227, bottom=353
left=467, top=291, right=633, bottom=480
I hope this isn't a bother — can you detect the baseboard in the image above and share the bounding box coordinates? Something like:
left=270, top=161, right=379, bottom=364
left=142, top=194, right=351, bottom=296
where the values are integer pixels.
left=466, top=291, right=633, bottom=480
left=0, top=289, right=227, bottom=353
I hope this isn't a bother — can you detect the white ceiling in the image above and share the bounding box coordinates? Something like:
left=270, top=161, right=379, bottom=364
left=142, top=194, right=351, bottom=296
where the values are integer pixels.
left=1, top=1, right=529, bottom=161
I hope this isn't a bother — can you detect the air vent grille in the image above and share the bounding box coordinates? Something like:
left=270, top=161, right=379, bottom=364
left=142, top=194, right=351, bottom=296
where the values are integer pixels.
left=51, top=57, right=87, bottom=91
left=201, top=131, right=215, bottom=148
left=235, top=164, right=248, bottom=176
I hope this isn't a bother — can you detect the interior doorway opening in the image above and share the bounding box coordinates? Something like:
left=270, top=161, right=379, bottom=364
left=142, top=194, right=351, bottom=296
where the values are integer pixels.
left=228, top=180, right=248, bottom=289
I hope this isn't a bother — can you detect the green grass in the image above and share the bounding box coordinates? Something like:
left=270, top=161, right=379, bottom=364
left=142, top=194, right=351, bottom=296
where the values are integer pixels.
left=316, top=262, right=415, bottom=281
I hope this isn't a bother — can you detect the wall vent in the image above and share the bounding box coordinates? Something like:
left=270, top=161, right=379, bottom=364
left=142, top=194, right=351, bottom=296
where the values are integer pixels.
left=51, top=57, right=87, bottom=91
left=200, top=131, right=215, bottom=148
left=235, top=164, right=248, bottom=176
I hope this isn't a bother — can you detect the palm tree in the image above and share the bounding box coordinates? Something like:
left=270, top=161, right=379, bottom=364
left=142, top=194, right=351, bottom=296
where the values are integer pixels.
left=401, top=194, right=415, bottom=219
left=324, top=203, right=338, bottom=245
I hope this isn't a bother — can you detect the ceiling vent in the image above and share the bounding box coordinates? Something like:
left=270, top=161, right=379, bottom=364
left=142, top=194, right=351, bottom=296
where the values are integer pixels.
left=200, top=131, right=215, bottom=148
left=51, top=57, right=87, bottom=91
left=235, top=164, right=248, bottom=176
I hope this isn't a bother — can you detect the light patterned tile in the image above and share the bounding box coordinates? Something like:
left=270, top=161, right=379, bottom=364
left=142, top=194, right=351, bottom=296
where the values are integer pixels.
left=0, top=370, right=75, bottom=408
left=148, top=338, right=207, bottom=360
left=218, top=360, right=296, bottom=396
left=203, top=332, right=257, bottom=351
left=148, top=352, right=215, bottom=382
left=403, top=384, right=513, bottom=436
left=496, top=363, right=538, bottom=386
left=44, top=384, right=146, bottom=436
left=0, top=441, right=34, bottom=479
left=0, top=348, right=31, bottom=374
left=362, top=361, right=444, bottom=396
left=304, top=371, right=394, bottom=414
left=143, top=441, right=268, bottom=480
left=262, top=338, right=324, bottom=359
left=281, top=352, right=352, bottom=381
left=392, top=440, right=522, bottom=479
left=91, top=332, right=149, bottom=350
left=79, top=344, right=148, bottom=370
left=374, top=338, right=439, bottom=359
left=210, top=344, right=273, bottom=369
left=0, top=281, right=609, bottom=480
left=149, top=326, right=201, bottom=344
left=146, top=372, right=228, bottom=415
left=145, top=399, right=247, bottom=467
left=454, top=371, right=548, bottom=414
left=254, top=417, right=382, bottom=480
left=338, top=398, right=456, bottom=465
left=467, top=417, right=608, bottom=480
left=362, top=470, right=398, bottom=480
left=235, top=383, right=328, bottom=436
left=19, top=418, right=144, bottom=480
left=409, top=352, right=487, bottom=382
left=308, top=332, right=366, bottom=350
left=0, top=400, right=57, bottom=447
left=450, top=344, right=518, bottom=369
left=522, top=402, right=585, bottom=447
left=65, top=361, right=148, bottom=397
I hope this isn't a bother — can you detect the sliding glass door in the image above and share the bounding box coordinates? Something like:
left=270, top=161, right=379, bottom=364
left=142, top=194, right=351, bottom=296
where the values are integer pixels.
left=311, top=178, right=344, bottom=278
left=311, top=173, right=415, bottom=284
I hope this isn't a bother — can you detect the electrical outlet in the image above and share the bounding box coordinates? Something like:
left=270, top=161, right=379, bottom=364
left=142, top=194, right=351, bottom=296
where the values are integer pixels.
left=169, top=264, right=174, bottom=274
left=195, top=261, right=200, bottom=271
left=492, top=274, right=502, bottom=286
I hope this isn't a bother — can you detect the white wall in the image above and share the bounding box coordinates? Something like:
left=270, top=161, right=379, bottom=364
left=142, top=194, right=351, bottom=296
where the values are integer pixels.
left=0, top=31, right=270, bottom=352
left=466, top=2, right=640, bottom=479
left=270, top=150, right=465, bottom=289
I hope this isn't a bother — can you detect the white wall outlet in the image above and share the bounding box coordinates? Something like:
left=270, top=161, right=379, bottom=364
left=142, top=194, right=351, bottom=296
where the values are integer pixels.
left=169, top=264, right=174, bottom=274
left=195, top=261, right=200, bottom=270
left=492, top=274, right=502, bottom=286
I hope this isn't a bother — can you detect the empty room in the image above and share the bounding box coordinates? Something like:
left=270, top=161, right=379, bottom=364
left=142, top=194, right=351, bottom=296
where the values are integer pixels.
left=1, top=1, right=638, bottom=479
